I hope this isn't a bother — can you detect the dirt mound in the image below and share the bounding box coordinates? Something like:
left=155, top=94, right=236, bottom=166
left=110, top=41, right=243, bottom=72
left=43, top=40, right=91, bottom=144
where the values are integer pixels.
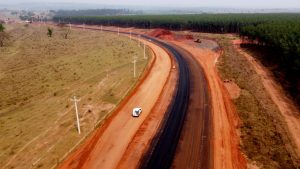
left=223, top=79, right=241, bottom=99
left=148, top=29, right=173, bottom=37
left=185, top=34, right=194, bottom=40
left=148, top=29, right=194, bottom=41
left=148, top=29, right=175, bottom=41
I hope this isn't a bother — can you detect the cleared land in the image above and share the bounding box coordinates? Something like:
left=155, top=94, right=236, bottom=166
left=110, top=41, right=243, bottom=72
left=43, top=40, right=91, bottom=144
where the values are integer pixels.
left=117, top=39, right=178, bottom=169
left=233, top=40, right=300, bottom=166
left=0, top=23, right=149, bottom=169
left=190, top=33, right=298, bottom=168
left=100, top=27, right=245, bottom=169
left=58, top=34, right=172, bottom=169
left=171, top=39, right=246, bottom=169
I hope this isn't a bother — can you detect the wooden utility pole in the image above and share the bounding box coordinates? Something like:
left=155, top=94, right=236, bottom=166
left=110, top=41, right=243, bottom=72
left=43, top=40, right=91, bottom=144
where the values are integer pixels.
left=130, top=30, right=132, bottom=40
left=144, top=43, right=147, bottom=59
left=133, top=57, right=137, bottom=78
left=71, top=96, right=81, bottom=134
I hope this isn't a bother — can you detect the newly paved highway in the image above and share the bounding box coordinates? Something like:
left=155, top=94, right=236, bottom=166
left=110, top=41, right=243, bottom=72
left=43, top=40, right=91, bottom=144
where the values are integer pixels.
left=140, top=36, right=213, bottom=169
left=60, top=25, right=213, bottom=169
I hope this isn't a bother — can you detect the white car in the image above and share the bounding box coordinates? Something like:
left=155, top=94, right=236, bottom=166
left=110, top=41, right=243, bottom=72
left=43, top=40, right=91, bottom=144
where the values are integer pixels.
left=132, top=108, right=142, bottom=117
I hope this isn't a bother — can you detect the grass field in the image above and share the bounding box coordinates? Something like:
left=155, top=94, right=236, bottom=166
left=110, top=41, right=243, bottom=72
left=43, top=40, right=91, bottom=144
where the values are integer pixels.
left=0, top=23, right=150, bottom=169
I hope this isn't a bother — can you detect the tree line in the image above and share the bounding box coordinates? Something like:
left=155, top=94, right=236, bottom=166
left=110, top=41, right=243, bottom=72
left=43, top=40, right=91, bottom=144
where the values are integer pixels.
left=53, top=13, right=300, bottom=33
left=53, top=13, right=300, bottom=104
left=240, top=21, right=300, bottom=104
left=53, top=9, right=143, bottom=17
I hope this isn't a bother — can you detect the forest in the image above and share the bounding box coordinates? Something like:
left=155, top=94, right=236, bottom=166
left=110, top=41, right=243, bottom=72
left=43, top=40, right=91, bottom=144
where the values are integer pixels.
left=53, top=13, right=300, bottom=104
left=240, top=21, right=300, bottom=104
left=53, top=9, right=143, bottom=17
left=53, top=13, right=300, bottom=32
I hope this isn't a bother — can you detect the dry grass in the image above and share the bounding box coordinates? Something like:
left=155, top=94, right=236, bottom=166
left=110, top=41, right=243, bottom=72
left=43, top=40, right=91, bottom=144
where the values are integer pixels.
left=190, top=33, right=297, bottom=169
left=0, top=23, right=150, bottom=169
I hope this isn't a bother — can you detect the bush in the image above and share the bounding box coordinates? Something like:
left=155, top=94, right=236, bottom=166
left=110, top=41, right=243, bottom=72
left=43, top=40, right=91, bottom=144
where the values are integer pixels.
left=47, top=28, right=53, bottom=37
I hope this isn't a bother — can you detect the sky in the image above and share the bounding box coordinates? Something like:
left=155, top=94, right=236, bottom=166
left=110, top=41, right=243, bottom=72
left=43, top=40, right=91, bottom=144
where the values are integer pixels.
left=1, top=0, right=300, bottom=8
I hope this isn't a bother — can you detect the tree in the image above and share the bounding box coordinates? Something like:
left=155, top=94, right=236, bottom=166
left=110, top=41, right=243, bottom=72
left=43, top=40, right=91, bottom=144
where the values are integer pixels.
left=0, top=32, right=9, bottom=47
left=47, top=27, right=53, bottom=37
left=62, top=28, right=71, bottom=39
left=0, top=24, right=5, bottom=32
left=0, top=24, right=9, bottom=47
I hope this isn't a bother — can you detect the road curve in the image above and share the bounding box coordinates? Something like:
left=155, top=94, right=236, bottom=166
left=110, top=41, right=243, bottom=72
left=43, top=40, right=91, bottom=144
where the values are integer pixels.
left=139, top=37, right=212, bottom=169
left=57, top=27, right=172, bottom=169
left=170, top=45, right=213, bottom=169
left=139, top=37, right=190, bottom=169
left=57, top=25, right=213, bottom=169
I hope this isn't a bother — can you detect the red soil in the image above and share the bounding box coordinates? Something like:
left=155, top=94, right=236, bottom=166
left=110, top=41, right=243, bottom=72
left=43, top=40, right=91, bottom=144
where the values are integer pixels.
left=63, top=25, right=245, bottom=169
left=233, top=39, right=300, bottom=161
left=148, top=29, right=193, bottom=41
left=117, top=49, right=178, bottom=169
left=57, top=33, right=173, bottom=169
left=172, top=40, right=247, bottom=169
left=148, top=29, right=173, bottom=37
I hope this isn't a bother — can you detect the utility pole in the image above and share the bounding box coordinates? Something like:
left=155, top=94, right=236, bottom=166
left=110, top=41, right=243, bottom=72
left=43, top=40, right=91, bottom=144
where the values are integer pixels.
left=71, top=96, right=81, bottom=134
left=144, top=43, right=147, bottom=59
left=133, top=57, right=137, bottom=78
left=138, top=35, right=141, bottom=47
left=118, top=27, right=120, bottom=36
left=130, top=30, right=132, bottom=40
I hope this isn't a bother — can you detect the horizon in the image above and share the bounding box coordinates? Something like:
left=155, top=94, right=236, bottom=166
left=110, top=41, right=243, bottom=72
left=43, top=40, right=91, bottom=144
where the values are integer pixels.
left=1, top=0, right=300, bottom=9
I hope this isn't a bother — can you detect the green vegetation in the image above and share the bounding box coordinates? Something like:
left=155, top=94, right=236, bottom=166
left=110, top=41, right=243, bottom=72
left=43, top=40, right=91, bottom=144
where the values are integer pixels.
left=53, top=13, right=300, bottom=104
left=240, top=22, right=300, bottom=105
left=0, top=23, right=5, bottom=32
left=54, top=9, right=142, bottom=17
left=53, top=13, right=300, bottom=32
left=0, top=23, right=150, bottom=169
left=0, top=23, right=9, bottom=47
left=47, top=27, right=53, bottom=37
left=192, top=33, right=298, bottom=169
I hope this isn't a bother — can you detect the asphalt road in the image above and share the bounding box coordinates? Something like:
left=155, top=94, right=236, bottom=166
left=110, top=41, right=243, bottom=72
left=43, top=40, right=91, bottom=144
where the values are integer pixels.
left=60, top=25, right=212, bottom=169
left=171, top=45, right=213, bottom=169
left=139, top=37, right=212, bottom=169
left=139, top=36, right=191, bottom=169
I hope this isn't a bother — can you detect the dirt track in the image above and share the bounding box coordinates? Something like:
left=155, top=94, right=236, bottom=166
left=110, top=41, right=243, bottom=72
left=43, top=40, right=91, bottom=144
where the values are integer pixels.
left=117, top=49, right=178, bottom=169
left=58, top=36, right=173, bottom=169
left=233, top=40, right=300, bottom=162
